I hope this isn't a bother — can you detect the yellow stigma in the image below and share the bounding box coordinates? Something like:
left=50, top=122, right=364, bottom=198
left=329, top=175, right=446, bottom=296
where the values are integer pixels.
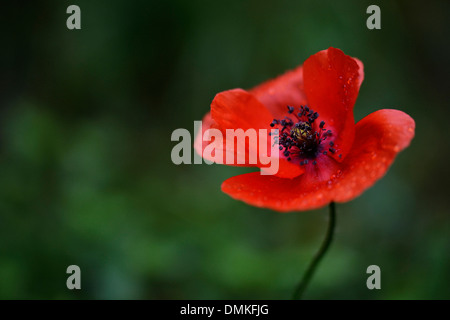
left=291, top=122, right=311, bottom=141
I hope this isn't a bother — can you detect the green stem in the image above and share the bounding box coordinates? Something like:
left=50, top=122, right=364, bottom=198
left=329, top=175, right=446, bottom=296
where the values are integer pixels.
left=292, top=202, right=336, bottom=300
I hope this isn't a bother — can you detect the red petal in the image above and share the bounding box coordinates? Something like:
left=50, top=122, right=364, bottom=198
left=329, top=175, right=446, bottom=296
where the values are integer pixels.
left=354, top=58, right=365, bottom=88
left=210, top=89, right=272, bottom=167
left=221, top=172, right=332, bottom=212
left=221, top=109, right=414, bottom=212
left=194, top=89, right=264, bottom=166
left=303, top=47, right=364, bottom=162
left=332, top=109, right=415, bottom=202
left=249, top=66, right=307, bottom=119
left=211, top=88, right=273, bottom=131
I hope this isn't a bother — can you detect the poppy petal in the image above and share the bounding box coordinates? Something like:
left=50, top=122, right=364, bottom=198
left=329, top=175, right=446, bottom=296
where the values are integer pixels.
left=211, top=88, right=273, bottom=131
left=332, top=109, right=415, bottom=202
left=221, top=109, right=415, bottom=212
left=249, top=66, right=307, bottom=119
left=210, top=88, right=273, bottom=167
left=221, top=172, right=330, bottom=212
left=354, top=58, right=365, bottom=88
left=303, top=47, right=363, bottom=162
left=194, top=91, right=264, bottom=167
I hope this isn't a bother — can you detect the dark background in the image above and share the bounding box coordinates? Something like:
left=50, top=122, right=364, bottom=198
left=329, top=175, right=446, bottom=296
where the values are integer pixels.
left=0, top=0, right=449, bottom=299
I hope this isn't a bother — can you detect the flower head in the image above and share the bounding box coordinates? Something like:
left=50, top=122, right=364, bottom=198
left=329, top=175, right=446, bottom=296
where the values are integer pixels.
left=195, top=47, right=415, bottom=212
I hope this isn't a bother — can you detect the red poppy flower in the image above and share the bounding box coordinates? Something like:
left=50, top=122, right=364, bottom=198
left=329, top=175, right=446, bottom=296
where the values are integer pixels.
left=195, top=47, right=415, bottom=212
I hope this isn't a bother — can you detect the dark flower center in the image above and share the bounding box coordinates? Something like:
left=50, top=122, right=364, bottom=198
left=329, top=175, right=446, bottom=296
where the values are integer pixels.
left=270, top=105, right=340, bottom=165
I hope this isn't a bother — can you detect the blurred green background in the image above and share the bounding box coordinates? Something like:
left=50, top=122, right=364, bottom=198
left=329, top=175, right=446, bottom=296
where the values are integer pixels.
left=0, top=0, right=449, bottom=299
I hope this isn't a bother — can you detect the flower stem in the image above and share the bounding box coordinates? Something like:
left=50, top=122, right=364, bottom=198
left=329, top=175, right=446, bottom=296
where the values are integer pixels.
left=292, top=202, right=336, bottom=300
